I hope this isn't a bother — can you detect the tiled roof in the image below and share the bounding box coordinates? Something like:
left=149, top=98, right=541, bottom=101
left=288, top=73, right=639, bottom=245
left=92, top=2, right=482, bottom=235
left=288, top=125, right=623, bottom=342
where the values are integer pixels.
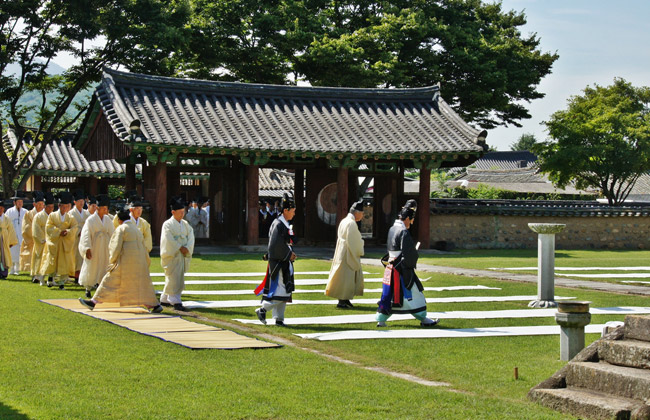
left=466, top=151, right=538, bottom=171
left=4, top=129, right=137, bottom=177
left=78, top=69, right=485, bottom=158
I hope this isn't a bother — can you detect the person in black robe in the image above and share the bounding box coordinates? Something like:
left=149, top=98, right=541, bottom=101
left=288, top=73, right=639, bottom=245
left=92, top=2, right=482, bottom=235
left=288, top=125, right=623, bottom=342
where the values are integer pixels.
left=254, top=193, right=297, bottom=326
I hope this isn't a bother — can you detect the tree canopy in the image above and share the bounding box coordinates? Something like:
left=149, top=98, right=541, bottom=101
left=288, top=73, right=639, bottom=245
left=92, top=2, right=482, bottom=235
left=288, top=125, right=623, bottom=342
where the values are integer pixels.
left=0, top=0, right=191, bottom=195
left=534, top=78, right=650, bottom=205
left=510, top=133, right=538, bottom=151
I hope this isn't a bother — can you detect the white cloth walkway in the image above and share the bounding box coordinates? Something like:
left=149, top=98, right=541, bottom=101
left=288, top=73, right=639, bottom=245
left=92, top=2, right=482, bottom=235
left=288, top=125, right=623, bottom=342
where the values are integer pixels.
left=556, top=273, right=650, bottom=279
left=149, top=271, right=370, bottom=277
left=296, top=324, right=607, bottom=341
left=151, top=278, right=384, bottom=286
left=491, top=266, right=650, bottom=271
left=183, top=295, right=575, bottom=309
left=234, top=306, right=650, bottom=325
left=622, top=280, right=650, bottom=285
left=164, top=285, right=501, bottom=295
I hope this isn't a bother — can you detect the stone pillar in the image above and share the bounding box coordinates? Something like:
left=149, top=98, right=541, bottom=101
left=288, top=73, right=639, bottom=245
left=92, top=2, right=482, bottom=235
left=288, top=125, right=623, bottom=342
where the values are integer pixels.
left=555, top=301, right=591, bottom=361
left=246, top=164, right=259, bottom=245
left=336, top=166, right=348, bottom=226
left=418, top=167, right=431, bottom=249
left=528, top=223, right=566, bottom=308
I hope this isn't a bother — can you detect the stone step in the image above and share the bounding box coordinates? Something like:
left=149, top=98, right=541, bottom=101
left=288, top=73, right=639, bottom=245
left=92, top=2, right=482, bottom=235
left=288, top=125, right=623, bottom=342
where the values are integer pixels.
left=625, top=315, right=650, bottom=342
left=529, top=387, right=650, bottom=420
left=599, top=339, right=650, bottom=370
left=566, top=361, right=650, bottom=402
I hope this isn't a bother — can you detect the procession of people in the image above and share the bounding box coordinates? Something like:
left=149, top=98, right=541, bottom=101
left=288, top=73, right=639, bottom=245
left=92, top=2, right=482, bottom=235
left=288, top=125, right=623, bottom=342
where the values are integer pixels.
left=2, top=188, right=439, bottom=329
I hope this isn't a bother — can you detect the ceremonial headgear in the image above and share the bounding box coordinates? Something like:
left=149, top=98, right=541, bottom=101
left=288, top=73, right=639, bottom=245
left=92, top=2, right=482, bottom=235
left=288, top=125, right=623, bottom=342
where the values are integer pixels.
left=399, top=205, right=415, bottom=220
left=127, top=195, right=145, bottom=208
left=33, top=191, right=45, bottom=203
left=349, top=199, right=365, bottom=214
left=117, top=206, right=131, bottom=221
left=404, top=199, right=417, bottom=211
left=44, top=192, right=55, bottom=205
left=73, top=189, right=85, bottom=202
left=97, top=194, right=111, bottom=207
left=87, top=195, right=97, bottom=205
left=169, top=196, right=185, bottom=211
left=281, top=193, right=296, bottom=210
left=58, top=191, right=73, bottom=205
left=11, top=190, right=26, bottom=201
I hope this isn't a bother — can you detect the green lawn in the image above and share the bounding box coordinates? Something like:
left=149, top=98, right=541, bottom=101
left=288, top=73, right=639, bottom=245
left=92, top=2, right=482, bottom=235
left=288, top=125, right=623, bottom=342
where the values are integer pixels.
left=2, top=252, right=648, bottom=419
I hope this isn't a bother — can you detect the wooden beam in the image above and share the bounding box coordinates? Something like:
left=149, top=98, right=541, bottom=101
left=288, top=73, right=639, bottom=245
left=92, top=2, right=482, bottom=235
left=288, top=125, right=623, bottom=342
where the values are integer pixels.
left=418, top=167, right=431, bottom=249
left=246, top=164, right=259, bottom=245
left=336, top=166, right=348, bottom=226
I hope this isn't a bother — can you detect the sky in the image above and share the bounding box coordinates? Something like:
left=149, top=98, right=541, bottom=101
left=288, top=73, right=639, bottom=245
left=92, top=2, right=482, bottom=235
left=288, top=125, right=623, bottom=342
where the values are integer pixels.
left=487, top=0, right=650, bottom=150
left=50, top=1, right=650, bottom=151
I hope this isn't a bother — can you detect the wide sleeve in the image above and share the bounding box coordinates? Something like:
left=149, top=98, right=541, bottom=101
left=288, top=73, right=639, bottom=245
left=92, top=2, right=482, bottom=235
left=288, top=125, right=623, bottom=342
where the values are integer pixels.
left=160, top=220, right=181, bottom=258
left=32, top=214, right=46, bottom=244
left=5, top=220, right=18, bottom=247
left=268, top=221, right=291, bottom=261
left=78, top=218, right=94, bottom=255
left=142, top=219, right=153, bottom=253
left=108, top=226, right=125, bottom=265
left=22, top=211, right=33, bottom=240
left=61, top=216, right=78, bottom=252
left=400, top=230, right=418, bottom=269
left=45, top=214, right=61, bottom=242
left=345, top=221, right=364, bottom=271
left=185, top=220, right=195, bottom=255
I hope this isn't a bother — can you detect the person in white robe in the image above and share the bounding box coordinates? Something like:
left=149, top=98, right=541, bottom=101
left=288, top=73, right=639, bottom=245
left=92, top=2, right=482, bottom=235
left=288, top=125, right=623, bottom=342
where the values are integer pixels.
left=0, top=197, right=19, bottom=279
left=69, top=191, right=90, bottom=279
left=31, top=193, right=55, bottom=285
left=78, top=195, right=115, bottom=297
left=5, top=193, right=27, bottom=275
left=79, top=207, right=162, bottom=313
left=86, top=196, right=97, bottom=215
left=41, top=192, right=78, bottom=289
left=21, top=192, right=44, bottom=277
left=186, top=199, right=208, bottom=239
left=160, top=197, right=195, bottom=311
left=325, top=199, right=365, bottom=308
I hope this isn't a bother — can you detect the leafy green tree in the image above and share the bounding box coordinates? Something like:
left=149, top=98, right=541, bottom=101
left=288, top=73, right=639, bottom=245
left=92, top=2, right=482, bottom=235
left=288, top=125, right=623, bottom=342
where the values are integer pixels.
left=534, top=78, right=650, bottom=205
left=0, top=0, right=191, bottom=195
left=510, top=133, right=537, bottom=151
left=184, top=0, right=557, bottom=129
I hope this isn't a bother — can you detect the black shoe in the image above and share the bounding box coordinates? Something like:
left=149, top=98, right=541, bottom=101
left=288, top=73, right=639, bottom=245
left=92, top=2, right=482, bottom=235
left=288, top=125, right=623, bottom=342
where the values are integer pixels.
left=420, top=318, right=440, bottom=327
left=255, top=308, right=267, bottom=325
left=78, top=298, right=95, bottom=310
left=275, top=320, right=286, bottom=327
left=336, top=302, right=348, bottom=309
left=85, top=290, right=91, bottom=298
left=151, top=305, right=164, bottom=313
left=58, top=285, right=65, bottom=290
left=31, top=278, right=39, bottom=283
left=345, top=300, right=354, bottom=308
left=173, top=303, right=188, bottom=311
left=160, top=302, right=172, bottom=307
left=46, top=282, right=53, bottom=288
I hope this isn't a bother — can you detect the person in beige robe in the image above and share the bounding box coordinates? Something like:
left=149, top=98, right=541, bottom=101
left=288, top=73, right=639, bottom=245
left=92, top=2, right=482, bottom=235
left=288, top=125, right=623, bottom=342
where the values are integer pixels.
left=0, top=198, right=19, bottom=278
left=113, top=196, right=153, bottom=255
left=41, top=192, right=78, bottom=289
left=70, top=191, right=90, bottom=278
left=79, top=208, right=162, bottom=312
left=160, top=197, right=195, bottom=311
left=31, top=193, right=55, bottom=285
left=325, top=200, right=365, bottom=308
left=21, top=192, right=44, bottom=277
left=78, top=195, right=114, bottom=297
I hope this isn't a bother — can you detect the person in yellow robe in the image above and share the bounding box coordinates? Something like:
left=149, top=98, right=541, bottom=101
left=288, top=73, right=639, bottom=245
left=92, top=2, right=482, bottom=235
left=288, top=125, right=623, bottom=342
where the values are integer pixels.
left=41, top=192, right=78, bottom=289
left=21, top=191, right=44, bottom=278
left=325, top=199, right=366, bottom=308
left=160, top=197, right=195, bottom=311
left=70, top=191, right=90, bottom=279
left=113, top=196, right=153, bottom=255
left=32, top=193, right=55, bottom=285
left=0, top=197, right=19, bottom=279
left=78, top=195, right=114, bottom=297
left=79, top=207, right=162, bottom=312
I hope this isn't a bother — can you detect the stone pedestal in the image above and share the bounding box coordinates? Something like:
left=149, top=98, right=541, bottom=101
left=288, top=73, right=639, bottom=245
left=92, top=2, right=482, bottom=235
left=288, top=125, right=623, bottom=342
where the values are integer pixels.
left=528, top=223, right=566, bottom=308
left=555, top=301, right=591, bottom=361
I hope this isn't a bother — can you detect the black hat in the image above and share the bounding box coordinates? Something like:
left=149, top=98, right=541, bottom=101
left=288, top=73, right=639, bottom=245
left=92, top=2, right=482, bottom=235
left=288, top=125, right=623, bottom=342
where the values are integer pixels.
left=170, top=196, right=185, bottom=211
left=58, top=191, right=73, bottom=205
left=33, top=191, right=45, bottom=203
left=117, top=206, right=131, bottom=221
left=281, top=193, right=296, bottom=210
left=399, top=206, right=415, bottom=220
left=44, top=192, right=55, bottom=205
left=73, top=189, right=85, bottom=201
left=128, top=195, right=145, bottom=208
left=97, top=194, right=110, bottom=207
left=404, top=199, right=418, bottom=210
left=87, top=195, right=97, bottom=205
left=11, top=190, right=26, bottom=201
left=349, top=199, right=365, bottom=213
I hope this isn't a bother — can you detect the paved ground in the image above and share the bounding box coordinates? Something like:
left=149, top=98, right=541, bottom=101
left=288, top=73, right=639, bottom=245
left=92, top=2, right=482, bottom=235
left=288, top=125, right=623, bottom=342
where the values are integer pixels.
left=153, top=245, right=650, bottom=297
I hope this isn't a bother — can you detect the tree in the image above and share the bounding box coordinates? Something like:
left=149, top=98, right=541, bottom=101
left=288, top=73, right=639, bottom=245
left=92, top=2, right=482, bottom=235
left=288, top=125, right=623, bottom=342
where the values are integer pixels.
left=534, top=78, right=650, bottom=205
left=182, top=0, right=558, bottom=129
left=0, top=0, right=191, bottom=195
left=510, top=133, right=537, bottom=151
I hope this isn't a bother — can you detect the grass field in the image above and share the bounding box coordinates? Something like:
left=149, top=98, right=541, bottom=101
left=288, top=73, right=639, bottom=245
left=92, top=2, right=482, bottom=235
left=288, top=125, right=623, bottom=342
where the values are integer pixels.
left=1, top=251, right=648, bottom=419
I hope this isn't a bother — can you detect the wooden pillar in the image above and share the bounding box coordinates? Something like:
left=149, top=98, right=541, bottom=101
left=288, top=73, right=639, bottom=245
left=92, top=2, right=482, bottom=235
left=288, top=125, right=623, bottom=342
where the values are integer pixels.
left=208, top=170, right=222, bottom=243
left=33, top=175, right=42, bottom=191
left=294, top=169, right=304, bottom=237
left=88, top=177, right=98, bottom=196
left=246, top=164, right=259, bottom=245
left=336, top=166, right=348, bottom=226
left=125, top=162, right=136, bottom=192
left=167, top=170, right=181, bottom=198
left=418, top=167, right=431, bottom=249
left=152, top=161, right=167, bottom=243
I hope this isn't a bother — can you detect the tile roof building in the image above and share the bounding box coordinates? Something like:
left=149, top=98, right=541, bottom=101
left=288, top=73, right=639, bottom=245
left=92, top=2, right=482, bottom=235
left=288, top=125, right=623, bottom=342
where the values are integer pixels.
left=74, top=69, right=487, bottom=246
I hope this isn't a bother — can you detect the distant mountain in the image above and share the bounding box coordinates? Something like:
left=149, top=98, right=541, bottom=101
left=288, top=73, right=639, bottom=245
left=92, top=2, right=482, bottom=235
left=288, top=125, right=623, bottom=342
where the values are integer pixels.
left=4, top=60, right=67, bottom=76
